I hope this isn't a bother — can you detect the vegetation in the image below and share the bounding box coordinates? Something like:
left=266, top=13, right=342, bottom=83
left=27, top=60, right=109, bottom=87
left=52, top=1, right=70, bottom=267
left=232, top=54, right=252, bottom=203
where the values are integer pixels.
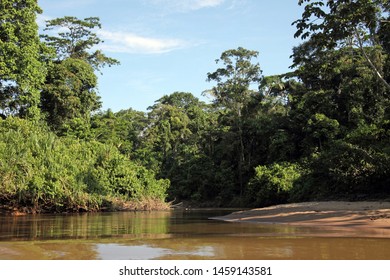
left=0, top=118, right=168, bottom=213
left=0, top=0, right=389, bottom=212
left=0, top=0, right=45, bottom=120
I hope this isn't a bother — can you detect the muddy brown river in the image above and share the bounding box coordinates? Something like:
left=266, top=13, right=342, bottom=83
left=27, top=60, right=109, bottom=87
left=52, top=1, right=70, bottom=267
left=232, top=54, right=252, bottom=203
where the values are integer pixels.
left=1, top=209, right=390, bottom=259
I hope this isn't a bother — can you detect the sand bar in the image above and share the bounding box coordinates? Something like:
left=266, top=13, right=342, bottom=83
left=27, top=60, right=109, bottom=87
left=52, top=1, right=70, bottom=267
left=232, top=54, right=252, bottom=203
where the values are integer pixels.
left=212, top=201, right=390, bottom=237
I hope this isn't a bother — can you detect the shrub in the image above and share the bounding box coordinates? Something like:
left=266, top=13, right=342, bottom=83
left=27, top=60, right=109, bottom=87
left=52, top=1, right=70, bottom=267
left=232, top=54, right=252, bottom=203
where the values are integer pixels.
left=304, top=140, right=390, bottom=198
left=246, top=162, right=302, bottom=207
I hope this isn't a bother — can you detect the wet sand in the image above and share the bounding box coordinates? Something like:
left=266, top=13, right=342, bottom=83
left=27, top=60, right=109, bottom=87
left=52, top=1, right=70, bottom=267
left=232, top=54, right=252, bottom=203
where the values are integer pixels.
left=212, top=201, right=390, bottom=237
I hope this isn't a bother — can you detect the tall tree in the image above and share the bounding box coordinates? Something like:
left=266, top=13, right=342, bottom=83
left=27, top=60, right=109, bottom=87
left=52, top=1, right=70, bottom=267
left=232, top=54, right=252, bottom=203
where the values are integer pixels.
left=0, top=0, right=46, bottom=120
left=206, top=47, right=263, bottom=197
left=40, top=16, right=119, bottom=133
left=41, top=16, right=119, bottom=71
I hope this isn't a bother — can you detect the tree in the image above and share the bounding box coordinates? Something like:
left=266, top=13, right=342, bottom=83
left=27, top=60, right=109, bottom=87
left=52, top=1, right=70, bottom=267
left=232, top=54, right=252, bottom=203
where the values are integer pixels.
left=40, top=16, right=119, bottom=133
left=137, top=92, right=220, bottom=201
left=290, top=0, right=389, bottom=141
left=141, top=93, right=196, bottom=173
left=293, top=0, right=390, bottom=90
left=91, top=108, right=147, bottom=155
left=206, top=47, right=262, bottom=111
left=40, top=58, right=100, bottom=134
left=205, top=47, right=263, bottom=197
left=0, top=0, right=46, bottom=120
left=41, top=16, right=119, bottom=71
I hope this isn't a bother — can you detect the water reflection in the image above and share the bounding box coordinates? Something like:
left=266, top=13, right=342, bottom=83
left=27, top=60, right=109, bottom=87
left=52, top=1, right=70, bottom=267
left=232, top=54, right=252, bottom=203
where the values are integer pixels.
left=1, top=210, right=390, bottom=260
left=0, top=211, right=173, bottom=241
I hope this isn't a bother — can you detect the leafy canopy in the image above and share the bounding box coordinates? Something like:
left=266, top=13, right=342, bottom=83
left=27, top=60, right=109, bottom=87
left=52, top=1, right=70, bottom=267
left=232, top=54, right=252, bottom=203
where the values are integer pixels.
left=41, top=16, right=119, bottom=71
left=0, top=0, right=46, bottom=119
left=293, top=0, right=390, bottom=90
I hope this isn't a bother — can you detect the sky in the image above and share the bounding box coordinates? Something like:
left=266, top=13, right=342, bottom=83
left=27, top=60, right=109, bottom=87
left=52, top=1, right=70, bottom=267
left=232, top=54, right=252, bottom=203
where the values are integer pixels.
left=37, top=0, right=304, bottom=112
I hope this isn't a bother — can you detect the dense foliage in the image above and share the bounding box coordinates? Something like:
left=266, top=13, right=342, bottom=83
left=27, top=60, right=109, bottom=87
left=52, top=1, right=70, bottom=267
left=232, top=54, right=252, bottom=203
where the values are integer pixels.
left=0, top=0, right=389, bottom=212
left=0, top=118, right=168, bottom=212
left=0, top=0, right=45, bottom=120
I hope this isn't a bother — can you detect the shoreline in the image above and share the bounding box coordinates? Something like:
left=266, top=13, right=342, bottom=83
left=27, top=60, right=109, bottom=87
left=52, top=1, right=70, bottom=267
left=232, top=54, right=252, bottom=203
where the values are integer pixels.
left=211, top=201, right=390, bottom=237
left=0, top=198, right=171, bottom=216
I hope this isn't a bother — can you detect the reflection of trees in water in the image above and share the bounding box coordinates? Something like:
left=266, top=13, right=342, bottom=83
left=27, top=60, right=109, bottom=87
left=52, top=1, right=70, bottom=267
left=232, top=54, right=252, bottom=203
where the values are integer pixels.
left=0, top=211, right=172, bottom=241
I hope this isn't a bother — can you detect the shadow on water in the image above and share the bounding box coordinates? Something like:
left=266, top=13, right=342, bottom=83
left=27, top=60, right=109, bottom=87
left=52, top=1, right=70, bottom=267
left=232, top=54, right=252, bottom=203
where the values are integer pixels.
left=1, top=209, right=390, bottom=260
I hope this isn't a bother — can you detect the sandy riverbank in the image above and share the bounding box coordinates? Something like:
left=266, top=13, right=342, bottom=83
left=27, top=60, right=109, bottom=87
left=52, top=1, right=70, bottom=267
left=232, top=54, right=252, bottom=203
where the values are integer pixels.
left=212, top=201, right=390, bottom=237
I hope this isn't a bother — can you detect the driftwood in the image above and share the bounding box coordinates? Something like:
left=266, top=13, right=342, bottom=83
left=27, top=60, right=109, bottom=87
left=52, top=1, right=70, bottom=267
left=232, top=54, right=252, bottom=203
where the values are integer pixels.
left=170, top=202, right=184, bottom=209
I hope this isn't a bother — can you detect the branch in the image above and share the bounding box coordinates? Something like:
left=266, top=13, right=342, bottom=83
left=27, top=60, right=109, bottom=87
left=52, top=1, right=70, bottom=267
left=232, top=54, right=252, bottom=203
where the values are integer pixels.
left=354, top=27, right=390, bottom=91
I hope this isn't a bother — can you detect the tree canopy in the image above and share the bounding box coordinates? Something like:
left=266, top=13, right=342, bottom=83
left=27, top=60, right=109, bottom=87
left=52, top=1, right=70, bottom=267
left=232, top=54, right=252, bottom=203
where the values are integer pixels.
left=0, top=0, right=46, bottom=119
left=41, top=16, right=119, bottom=71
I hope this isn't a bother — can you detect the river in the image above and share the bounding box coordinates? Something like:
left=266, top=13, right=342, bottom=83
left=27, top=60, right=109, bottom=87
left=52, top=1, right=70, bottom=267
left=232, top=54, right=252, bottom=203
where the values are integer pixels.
left=1, top=209, right=390, bottom=259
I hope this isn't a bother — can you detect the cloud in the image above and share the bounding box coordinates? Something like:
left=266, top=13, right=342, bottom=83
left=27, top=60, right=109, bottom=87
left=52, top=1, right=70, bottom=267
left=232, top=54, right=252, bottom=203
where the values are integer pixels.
left=37, top=14, right=190, bottom=54
left=98, top=30, right=189, bottom=54
left=189, top=0, right=226, bottom=9
left=36, top=14, right=52, bottom=29
left=147, top=0, right=225, bottom=12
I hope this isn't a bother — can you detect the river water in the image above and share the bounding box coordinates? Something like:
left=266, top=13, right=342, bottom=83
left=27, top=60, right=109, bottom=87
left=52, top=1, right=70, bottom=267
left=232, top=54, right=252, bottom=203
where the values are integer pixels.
left=1, top=209, right=390, bottom=260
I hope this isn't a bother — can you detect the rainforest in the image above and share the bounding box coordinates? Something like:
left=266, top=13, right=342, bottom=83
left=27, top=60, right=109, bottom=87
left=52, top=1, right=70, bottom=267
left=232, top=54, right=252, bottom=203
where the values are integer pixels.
left=0, top=0, right=389, bottom=213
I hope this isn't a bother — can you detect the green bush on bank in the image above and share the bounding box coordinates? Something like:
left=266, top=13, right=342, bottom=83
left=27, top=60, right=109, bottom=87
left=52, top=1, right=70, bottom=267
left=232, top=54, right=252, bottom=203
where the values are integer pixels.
left=245, top=162, right=302, bottom=207
left=0, top=118, right=169, bottom=212
left=302, top=140, right=390, bottom=199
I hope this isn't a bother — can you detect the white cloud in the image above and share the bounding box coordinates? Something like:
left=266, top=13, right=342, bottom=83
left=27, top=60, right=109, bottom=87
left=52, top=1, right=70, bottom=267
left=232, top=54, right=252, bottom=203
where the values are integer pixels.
left=37, top=14, right=190, bottom=54
left=190, top=0, right=225, bottom=9
left=98, top=30, right=189, bottom=54
left=147, top=0, right=225, bottom=12
left=36, top=14, right=52, bottom=29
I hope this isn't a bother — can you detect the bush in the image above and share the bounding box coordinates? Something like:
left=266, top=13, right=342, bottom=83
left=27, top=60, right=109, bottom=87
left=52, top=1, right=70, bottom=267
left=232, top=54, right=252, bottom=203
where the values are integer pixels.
left=303, top=140, right=390, bottom=198
left=246, top=162, right=302, bottom=207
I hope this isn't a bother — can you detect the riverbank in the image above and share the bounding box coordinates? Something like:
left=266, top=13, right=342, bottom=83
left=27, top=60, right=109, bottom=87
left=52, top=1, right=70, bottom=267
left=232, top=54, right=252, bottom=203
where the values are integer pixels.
left=0, top=198, right=171, bottom=215
left=212, top=201, right=390, bottom=237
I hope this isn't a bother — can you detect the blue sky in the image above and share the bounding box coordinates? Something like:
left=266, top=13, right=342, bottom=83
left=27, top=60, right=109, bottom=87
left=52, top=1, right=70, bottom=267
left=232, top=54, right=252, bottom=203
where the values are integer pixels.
left=37, top=0, right=304, bottom=112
